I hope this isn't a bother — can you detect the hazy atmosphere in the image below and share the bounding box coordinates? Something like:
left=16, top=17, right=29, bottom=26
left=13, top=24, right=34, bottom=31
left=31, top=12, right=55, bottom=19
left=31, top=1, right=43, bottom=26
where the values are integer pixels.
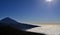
left=0, top=0, right=60, bottom=24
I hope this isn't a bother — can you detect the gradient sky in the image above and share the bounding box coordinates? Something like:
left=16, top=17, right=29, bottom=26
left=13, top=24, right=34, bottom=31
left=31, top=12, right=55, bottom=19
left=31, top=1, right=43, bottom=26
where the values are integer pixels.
left=0, top=0, right=60, bottom=24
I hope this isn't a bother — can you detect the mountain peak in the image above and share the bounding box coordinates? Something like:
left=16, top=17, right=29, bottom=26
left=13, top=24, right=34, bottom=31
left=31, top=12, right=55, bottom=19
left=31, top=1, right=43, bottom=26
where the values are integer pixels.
left=0, top=17, right=18, bottom=24
left=1, top=17, right=13, bottom=21
left=0, top=17, right=39, bottom=30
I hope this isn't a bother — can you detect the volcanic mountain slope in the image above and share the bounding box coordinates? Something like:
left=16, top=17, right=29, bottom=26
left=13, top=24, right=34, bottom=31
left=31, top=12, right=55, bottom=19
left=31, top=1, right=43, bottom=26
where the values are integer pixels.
left=0, top=17, right=45, bottom=35
left=0, top=17, right=39, bottom=30
left=0, top=22, right=45, bottom=35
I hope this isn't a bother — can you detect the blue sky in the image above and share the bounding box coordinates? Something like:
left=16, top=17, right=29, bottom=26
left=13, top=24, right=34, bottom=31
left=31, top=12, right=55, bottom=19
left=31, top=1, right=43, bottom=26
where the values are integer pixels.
left=0, top=0, right=60, bottom=24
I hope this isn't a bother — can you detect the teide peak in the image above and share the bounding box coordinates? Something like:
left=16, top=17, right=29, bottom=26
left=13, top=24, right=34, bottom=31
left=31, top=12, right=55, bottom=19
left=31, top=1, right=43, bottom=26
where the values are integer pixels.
left=0, top=17, right=39, bottom=30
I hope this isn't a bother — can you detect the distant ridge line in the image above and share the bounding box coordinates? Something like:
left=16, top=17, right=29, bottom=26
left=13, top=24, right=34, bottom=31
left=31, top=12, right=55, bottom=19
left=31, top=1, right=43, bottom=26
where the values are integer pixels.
left=0, top=17, right=39, bottom=30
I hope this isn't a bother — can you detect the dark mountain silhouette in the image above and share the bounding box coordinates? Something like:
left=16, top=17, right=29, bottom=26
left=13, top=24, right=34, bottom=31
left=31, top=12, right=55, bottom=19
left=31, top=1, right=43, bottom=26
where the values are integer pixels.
left=0, top=22, right=45, bottom=35
left=0, top=17, right=46, bottom=35
left=0, top=17, right=39, bottom=30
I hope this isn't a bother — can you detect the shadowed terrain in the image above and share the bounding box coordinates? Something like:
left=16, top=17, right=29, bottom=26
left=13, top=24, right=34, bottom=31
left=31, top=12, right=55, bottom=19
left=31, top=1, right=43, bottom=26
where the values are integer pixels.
left=0, top=17, right=46, bottom=35
left=0, top=17, right=39, bottom=30
left=0, top=22, right=45, bottom=35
